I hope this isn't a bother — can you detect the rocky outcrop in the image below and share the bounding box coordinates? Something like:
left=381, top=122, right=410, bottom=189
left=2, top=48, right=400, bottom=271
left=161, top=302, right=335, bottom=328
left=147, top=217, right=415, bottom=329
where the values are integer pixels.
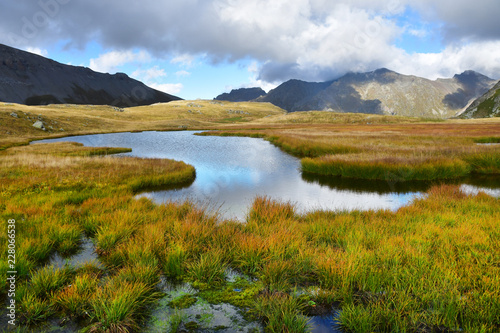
left=0, top=44, right=181, bottom=107
left=460, top=80, right=500, bottom=118
left=214, top=87, right=266, bottom=102
left=257, top=68, right=496, bottom=118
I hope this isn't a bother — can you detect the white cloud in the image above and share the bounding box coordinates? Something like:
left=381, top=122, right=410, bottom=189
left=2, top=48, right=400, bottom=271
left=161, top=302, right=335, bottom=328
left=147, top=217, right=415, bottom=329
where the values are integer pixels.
left=171, top=54, right=196, bottom=67
left=89, top=50, right=151, bottom=73
left=389, top=40, right=500, bottom=80
left=175, top=70, right=191, bottom=77
left=132, top=66, right=167, bottom=81
left=25, top=47, right=48, bottom=57
left=149, top=82, right=183, bottom=94
left=407, top=27, right=429, bottom=38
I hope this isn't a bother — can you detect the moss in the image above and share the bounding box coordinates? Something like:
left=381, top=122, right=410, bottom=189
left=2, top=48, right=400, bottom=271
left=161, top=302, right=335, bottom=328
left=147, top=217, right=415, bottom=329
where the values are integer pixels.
left=199, top=278, right=264, bottom=309
left=169, top=294, right=197, bottom=309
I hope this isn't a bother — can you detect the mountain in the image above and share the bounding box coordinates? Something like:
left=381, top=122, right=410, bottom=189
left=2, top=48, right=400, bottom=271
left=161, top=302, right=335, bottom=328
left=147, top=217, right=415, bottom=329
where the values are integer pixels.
left=214, top=87, right=266, bottom=102
left=0, top=44, right=181, bottom=107
left=257, top=69, right=496, bottom=118
left=460, top=80, right=500, bottom=118
left=255, top=79, right=332, bottom=112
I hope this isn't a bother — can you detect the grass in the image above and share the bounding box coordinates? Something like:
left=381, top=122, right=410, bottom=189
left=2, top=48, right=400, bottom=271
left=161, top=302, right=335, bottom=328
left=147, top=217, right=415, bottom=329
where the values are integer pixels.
left=187, top=250, right=227, bottom=288
left=0, top=100, right=285, bottom=150
left=54, top=273, right=99, bottom=314
left=254, top=292, right=310, bottom=333
left=90, top=280, right=156, bottom=332
left=28, top=265, right=75, bottom=299
left=0, top=102, right=499, bottom=332
left=302, top=155, right=472, bottom=180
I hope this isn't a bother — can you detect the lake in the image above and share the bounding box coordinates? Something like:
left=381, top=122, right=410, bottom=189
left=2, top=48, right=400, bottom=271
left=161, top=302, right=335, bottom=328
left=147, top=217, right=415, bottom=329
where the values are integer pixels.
left=36, top=131, right=500, bottom=220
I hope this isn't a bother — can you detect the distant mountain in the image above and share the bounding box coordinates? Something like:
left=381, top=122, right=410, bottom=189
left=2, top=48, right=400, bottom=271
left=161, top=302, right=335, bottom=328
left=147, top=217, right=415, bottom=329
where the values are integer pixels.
left=214, top=87, right=266, bottom=102
left=460, top=80, right=500, bottom=118
left=257, top=68, right=496, bottom=118
left=255, top=80, right=332, bottom=112
left=0, top=44, right=181, bottom=107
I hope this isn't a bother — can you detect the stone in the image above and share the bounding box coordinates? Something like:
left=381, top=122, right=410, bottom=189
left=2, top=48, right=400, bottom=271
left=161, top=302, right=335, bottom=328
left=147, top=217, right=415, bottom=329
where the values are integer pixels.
left=32, top=120, right=45, bottom=130
left=10, top=112, right=18, bottom=118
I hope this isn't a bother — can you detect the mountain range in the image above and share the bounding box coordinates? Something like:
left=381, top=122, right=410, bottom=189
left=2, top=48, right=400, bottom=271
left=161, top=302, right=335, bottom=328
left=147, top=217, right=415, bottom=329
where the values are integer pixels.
left=253, top=68, right=496, bottom=118
left=1, top=44, right=498, bottom=118
left=0, top=44, right=180, bottom=107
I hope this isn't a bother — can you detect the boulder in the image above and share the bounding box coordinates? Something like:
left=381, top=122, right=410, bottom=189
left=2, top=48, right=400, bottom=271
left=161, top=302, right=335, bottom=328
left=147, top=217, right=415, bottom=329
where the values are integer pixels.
left=32, top=120, right=45, bottom=130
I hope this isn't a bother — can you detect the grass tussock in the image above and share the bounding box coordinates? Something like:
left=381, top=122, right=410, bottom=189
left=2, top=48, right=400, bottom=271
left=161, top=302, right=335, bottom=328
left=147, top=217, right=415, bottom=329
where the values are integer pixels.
left=254, top=293, right=310, bottom=332
left=90, top=280, right=156, bottom=333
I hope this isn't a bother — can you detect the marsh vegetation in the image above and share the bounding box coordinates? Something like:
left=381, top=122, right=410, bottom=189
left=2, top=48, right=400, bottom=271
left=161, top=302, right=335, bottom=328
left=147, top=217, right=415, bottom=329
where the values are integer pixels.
left=0, top=102, right=499, bottom=332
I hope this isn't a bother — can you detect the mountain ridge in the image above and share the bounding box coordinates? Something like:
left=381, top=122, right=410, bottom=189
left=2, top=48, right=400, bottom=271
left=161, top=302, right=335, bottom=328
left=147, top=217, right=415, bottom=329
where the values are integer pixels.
left=256, top=69, right=495, bottom=118
left=0, top=44, right=181, bottom=107
left=214, top=87, right=266, bottom=102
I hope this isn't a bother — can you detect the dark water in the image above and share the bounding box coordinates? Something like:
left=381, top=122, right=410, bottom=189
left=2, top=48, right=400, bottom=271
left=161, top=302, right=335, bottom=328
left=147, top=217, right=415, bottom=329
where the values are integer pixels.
left=36, top=131, right=500, bottom=220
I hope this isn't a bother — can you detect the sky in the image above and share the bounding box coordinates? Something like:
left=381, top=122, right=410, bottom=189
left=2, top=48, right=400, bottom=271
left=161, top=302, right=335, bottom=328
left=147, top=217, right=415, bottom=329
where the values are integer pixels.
left=1, top=0, right=500, bottom=100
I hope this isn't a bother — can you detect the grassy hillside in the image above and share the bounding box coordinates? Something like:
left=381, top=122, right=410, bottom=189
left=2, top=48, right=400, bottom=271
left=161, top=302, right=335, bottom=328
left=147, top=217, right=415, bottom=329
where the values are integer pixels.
left=0, top=100, right=285, bottom=149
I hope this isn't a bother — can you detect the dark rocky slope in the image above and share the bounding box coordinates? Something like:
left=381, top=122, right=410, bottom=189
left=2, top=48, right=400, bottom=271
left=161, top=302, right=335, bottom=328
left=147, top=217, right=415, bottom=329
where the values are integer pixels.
left=0, top=44, right=181, bottom=107
left=214, top=87, right=266, bottom=102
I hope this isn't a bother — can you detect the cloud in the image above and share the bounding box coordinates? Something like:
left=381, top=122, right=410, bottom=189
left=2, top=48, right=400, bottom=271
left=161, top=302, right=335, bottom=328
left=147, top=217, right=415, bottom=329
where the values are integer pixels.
left=24, top=46, right=48, bottom=57
left=389, top=40, right=500, bottom=80
left=412, top=0, right=500, bottom=42
left=175, top=70, right=191, bottom=77
left=132, top=66, right=167, bottom=81
left=171, top=54, right=196, bottom=67
left=0, top=0, right=499, bottom=86
left=89, top=50, right=151, bottom=73
left=148, top=82, right=183, bottom=94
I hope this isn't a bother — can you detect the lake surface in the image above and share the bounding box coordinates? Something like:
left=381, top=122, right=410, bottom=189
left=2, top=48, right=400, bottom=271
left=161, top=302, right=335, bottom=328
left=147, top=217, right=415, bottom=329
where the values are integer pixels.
left=36, top=131, right=500, bottom=220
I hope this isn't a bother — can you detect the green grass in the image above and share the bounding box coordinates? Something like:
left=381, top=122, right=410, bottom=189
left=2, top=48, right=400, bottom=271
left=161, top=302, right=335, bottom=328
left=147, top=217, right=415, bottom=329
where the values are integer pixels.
left=187, top=250, right=227, bottom=288
left=302, top=156, right=473, bottom=180
left=254, top=293, right=310, bottom=333
left=474, top=136, right=500, bottom=143
left=29, top=265, right=75, bottom=299
left=90, top=280, right=156, bottom=332
left=53, top=273, right=99, bottom=316
left=19, top=292, right=55, bottom=326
